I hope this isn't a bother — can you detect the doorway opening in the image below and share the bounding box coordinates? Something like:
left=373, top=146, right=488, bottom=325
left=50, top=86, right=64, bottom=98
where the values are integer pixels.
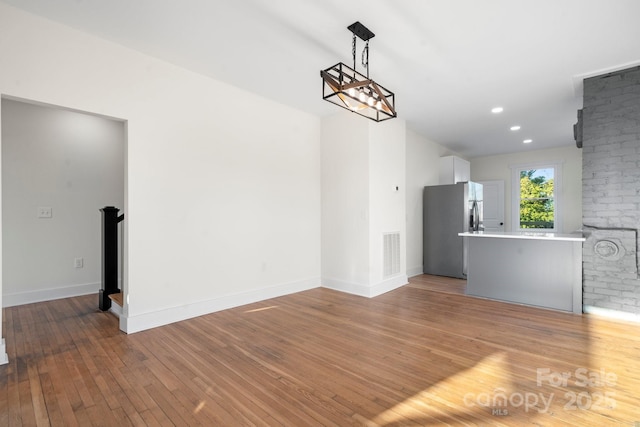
left=1, top=96, right=127, bottom=316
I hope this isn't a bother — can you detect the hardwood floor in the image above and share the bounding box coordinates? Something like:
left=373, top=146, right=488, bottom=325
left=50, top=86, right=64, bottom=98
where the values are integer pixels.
left=405, top=274, right=467, bottom=295
left=1, top=275, right=639, bottom=426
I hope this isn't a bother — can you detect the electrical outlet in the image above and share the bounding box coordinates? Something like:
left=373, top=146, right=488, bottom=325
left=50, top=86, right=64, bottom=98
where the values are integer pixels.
left=74, top=257, right=84, bottom=268
left=37, top=206, right=52, bottom=218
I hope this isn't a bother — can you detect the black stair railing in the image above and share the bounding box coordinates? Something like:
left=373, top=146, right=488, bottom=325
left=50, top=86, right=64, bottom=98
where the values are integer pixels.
left=99, top=206, right=124, bottom=311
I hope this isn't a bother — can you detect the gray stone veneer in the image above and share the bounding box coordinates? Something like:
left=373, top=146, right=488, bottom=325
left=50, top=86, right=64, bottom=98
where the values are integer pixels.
left=581, top=66, right=640, bottom=315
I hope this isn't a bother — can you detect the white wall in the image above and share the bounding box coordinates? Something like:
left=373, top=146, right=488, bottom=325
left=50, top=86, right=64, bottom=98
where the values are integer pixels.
left=2, top=99, right=124, bottom=306
left=0, top=99, right=5, bottom=364
left=321, top=112, right=407, bottom=296
left=405, top=129, right=457, bottom=276
left=369, top=118, right=406, bottom=287
left=0, top=3, right=321, bottom=334
left=470, top=145, right=582, bottom=233
left=321, top=113, right=370, bottom=288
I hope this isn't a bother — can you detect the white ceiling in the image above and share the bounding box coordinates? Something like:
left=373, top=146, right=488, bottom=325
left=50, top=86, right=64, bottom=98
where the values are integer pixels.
left=3, top=0, right=640, bottom=158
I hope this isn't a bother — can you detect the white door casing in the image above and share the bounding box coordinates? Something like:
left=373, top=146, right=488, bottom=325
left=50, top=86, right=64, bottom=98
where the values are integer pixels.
left=478, top=180, right=505, bottom=232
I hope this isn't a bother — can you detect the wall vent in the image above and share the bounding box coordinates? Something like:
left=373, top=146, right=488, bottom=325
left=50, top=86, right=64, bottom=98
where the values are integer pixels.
left=383, top=232, right=401, bottom=278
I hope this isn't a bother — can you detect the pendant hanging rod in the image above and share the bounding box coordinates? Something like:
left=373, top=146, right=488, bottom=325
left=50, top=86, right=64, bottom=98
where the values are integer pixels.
left=350, top=21, right=373, bottom=78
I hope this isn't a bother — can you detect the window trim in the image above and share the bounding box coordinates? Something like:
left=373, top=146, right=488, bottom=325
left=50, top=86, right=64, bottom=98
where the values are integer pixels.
left=510, top=161, right=563, bottom=233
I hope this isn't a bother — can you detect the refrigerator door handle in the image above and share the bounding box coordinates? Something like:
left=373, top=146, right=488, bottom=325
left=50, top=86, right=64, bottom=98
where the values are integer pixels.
left=475, top=201, right=480, bottom=231
left=471, top=200, right=479, bottom=231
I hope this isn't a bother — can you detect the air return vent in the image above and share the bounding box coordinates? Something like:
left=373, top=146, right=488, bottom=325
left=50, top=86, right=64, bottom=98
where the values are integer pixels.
left=383, top=232, right=401, bottom=278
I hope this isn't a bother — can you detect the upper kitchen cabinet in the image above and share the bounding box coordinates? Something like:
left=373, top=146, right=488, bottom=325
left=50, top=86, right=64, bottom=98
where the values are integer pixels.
left=439, top=155, right=470, bottom=184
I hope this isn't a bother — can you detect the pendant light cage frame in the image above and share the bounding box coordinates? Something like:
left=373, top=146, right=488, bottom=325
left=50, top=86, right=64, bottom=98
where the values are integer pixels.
left=320, top=22, right=397, bottom=122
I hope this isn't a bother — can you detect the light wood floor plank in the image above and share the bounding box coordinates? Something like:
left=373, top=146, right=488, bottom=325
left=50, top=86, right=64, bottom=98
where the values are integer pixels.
left=1, top=275, right=640, bottom=425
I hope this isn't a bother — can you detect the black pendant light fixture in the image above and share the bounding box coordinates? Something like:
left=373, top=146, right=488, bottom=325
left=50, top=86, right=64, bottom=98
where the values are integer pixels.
left=320, top=22, right=397, bottom=122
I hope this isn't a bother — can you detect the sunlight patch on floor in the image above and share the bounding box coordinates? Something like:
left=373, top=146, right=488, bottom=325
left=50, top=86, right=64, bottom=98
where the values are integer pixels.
left=193, top=401, right=206, bottom=414
left=372, top=352, right=514, bottom=424
left=244, top=305, right=279, bottom=313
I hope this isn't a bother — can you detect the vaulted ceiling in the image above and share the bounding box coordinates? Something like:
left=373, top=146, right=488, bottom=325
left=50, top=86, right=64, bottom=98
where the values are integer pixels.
left=3, top=0, right=640, bottom=157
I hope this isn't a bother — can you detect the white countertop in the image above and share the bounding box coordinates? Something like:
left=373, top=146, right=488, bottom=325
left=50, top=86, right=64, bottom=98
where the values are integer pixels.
left=458, top=231, right=586, bottom=242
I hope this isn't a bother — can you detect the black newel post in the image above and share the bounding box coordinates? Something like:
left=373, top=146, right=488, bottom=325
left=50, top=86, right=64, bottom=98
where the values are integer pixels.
left=99, top=206, right=124, bottom=311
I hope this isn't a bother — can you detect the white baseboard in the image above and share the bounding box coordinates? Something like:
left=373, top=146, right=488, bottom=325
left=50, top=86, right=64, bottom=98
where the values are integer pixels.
left=583, top=305, right=640, bottom=323
left=370, top=275, right=409, bottom=297
left=120, top=276, right=321, bottom=334
left=3, top=282, right=100, bottom=307
left=110, top=300, right=123, bottom=318
left=0, top=338, right=8, bottom=365
left=406, top=266, right=424, bottom=278
left=321, top=278, right=371, bottom=297
left=322, top=274, right=408, bottom=298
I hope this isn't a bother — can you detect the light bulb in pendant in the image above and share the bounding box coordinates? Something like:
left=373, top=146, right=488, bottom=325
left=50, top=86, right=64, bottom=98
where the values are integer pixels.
left=368, top=96, right=375, bottom=107
left=359, top=92, right=366, bottom=102
left=376, top=101, right=382, bottom=110
left=348, top=88, right=355, bottom=97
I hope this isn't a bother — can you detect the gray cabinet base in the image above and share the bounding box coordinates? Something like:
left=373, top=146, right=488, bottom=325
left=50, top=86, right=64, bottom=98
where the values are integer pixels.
left=465, top=237, right=583, bottom=314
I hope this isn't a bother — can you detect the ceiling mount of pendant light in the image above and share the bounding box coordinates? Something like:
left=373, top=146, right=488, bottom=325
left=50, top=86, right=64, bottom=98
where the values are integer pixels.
left=320, top=21, right=397, bottom=122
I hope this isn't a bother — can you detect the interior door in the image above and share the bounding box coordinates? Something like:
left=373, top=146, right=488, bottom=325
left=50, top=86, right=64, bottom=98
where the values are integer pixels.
left=478, top=180, right=505, bottom=232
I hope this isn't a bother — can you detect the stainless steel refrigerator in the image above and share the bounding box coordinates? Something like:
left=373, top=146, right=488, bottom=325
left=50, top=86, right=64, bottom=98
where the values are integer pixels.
left=423, top=182, right=483, bottom=278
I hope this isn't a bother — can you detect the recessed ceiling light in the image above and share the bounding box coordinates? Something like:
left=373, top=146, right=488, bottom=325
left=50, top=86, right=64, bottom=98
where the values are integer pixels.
left=510, top=125, right=521, bottom=131
left=491, top=107, right=504, bottom=114
left=523, top=139, right=533, bottom=144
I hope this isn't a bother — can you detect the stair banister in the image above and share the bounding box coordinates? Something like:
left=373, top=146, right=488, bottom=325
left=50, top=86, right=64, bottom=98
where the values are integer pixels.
left=99, top=206, right=124, bottom=311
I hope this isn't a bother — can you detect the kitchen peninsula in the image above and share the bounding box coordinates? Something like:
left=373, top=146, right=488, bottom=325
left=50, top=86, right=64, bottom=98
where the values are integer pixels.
left=458, top=231, right=586, bottom=314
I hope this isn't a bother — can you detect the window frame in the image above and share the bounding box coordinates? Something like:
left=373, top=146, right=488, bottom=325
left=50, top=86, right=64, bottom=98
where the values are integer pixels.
left=510, top=161, right=563, bottom=233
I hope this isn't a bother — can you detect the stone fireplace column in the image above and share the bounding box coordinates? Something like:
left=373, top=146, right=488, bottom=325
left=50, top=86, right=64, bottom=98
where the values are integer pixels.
left=581, top=66, right=640, bottom=319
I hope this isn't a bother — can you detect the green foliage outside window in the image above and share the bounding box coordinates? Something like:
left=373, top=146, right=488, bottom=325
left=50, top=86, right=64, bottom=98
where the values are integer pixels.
left=520, top=169, right=554, bottom=229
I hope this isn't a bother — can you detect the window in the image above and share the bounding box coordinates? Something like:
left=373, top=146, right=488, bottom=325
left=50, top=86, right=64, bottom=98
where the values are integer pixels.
left=511, top=163, right=562, bottom=232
